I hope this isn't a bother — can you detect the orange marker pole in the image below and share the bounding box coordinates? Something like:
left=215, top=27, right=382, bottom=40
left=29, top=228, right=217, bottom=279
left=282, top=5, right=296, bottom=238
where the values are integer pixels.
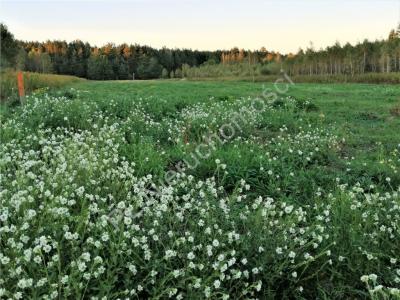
left=17, top=71, right=25, bottom=105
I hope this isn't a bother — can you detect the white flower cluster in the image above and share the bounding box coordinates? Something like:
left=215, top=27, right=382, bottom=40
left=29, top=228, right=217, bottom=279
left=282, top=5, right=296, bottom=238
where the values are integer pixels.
left=0, top=93, right=399, bottom=299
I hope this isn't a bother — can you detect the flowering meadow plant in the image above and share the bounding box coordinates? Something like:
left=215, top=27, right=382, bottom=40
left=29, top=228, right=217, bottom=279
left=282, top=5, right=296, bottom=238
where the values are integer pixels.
left=1, top=83, right=399, bottom=299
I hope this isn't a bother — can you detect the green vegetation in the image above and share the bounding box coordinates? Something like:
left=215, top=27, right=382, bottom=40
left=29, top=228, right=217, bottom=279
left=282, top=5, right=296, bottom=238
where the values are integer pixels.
left=0, top=70, right=84, bottom=102
left=1, top=23, right=400, bottom=82
left=1, top=80, right=399, bottom=299
left=185, top=70, right=400, bottom=84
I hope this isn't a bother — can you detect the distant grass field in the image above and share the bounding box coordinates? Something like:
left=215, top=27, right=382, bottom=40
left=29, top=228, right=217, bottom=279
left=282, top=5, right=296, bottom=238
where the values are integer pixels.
left=1, top=79, right=399, bottom=299
left=186, top=72, right=400, bottom=84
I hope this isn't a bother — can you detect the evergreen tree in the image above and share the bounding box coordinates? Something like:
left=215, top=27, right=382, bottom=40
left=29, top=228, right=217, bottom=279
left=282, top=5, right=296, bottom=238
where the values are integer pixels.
left=87, top=54, right=113, bottom=80
left=137, top=56, right=162, bottom=79
left=116, top=57, right=129, bottom=80
left=0, top=23, right=19, bottom=68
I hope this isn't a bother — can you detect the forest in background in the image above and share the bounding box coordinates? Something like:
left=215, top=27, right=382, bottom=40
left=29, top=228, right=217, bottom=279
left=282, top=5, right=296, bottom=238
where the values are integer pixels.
left=1, top=23, right=400, bottom=80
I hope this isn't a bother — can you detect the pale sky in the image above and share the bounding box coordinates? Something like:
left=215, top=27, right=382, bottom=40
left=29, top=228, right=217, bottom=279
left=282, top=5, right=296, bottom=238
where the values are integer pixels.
left=0, top=0, right=399, bottom=53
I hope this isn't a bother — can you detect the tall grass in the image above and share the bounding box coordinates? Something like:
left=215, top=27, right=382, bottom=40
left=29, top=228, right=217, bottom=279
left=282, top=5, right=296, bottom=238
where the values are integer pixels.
left=0, top=70, right=84, bottom=101
left=286, top=73, right=400, bottom=84
left=187, top=73, right=400, bottom=84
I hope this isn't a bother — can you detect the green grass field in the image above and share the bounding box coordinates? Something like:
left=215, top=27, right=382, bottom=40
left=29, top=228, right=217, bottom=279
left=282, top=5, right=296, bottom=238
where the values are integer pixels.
left=1, top=79, right=399, bottom=299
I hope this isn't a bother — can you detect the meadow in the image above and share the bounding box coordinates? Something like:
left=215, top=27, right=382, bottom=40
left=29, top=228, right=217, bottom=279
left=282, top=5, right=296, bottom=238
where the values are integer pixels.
left=185, top=72, right=400, bottom=84
left=0, top=79, right=399, bottom=299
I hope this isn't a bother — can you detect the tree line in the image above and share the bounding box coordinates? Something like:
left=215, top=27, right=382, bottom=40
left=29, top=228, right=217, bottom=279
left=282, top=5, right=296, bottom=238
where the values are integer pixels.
left=284, top=29, right=400, bottom=76
left=1, top=24, right=221, bottom=80
left=1, top=23, right=399, bottom=80
left=187, top=26, right=400, bottom=77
